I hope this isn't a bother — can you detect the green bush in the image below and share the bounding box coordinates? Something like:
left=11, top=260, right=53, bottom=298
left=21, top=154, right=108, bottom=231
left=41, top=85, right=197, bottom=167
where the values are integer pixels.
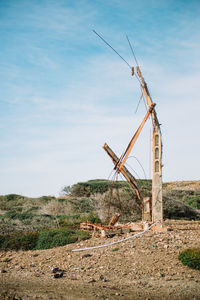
left=83, top=211, right=101, bottom=224
left=36, top=228, right=90, bottom=250
left=41, top=214, right=54, bottom=219
left=68, top=197, right=94, bottom=213
left=0, top=232, right=38, bottom=251
left=4, top=211, right=35, bottom=220
left=25, top=206, right=39, bottom=213
left=0, top=228, right=90, bottom=251
left=71, top=180, right=128, bottom=197
left=178, top=248, right=200, bottom=270
left=55, top=214, right=81, bottom=227
left=6, top=194, right=24, bottom=201
left=0, top=235, right=6, bottom=248
left=186, top=196, right=200, bottom=210
left=39, top=195, right=55, bottom=203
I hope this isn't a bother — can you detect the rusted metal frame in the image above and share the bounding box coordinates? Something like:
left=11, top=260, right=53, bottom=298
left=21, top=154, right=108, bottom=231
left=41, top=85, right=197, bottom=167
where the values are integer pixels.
left=136, top=66, right=159, bottom=128
left=136, top=66, right=163, bottom=224
left=116, top=102, right=156, bottom=173
left=80, top=222, right=129, bottom=232
left=103, top=143, right=144, bottom=215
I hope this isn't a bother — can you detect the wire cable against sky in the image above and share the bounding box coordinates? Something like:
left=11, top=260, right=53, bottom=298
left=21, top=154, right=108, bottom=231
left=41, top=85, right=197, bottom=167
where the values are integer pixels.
left=93, top=30, right=143, bottom=112
left=127, top=155, right=147, bottom=179
left=93, top=30, right=132, bottom=70
left=126, top=35, right=139, bottom=67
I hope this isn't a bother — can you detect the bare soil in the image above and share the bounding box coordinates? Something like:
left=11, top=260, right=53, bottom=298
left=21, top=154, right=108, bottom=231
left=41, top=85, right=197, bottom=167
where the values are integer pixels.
left=0, top=220, right=200, bottom=300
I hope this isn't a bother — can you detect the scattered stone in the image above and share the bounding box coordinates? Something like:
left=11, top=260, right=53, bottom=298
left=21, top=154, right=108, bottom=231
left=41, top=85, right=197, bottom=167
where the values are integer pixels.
left=88, top=278, right=96, bottom=283
left=51, top=267, right=60, bottom=273
left=99, top=274, right=109, bottom=282
left=82, top=254, right=92, bottom=258
left=1, top=269, right=7, bottom=273
left=54, top=271, right=64, bottom=279
left=3, top=258, right=12, bottom=263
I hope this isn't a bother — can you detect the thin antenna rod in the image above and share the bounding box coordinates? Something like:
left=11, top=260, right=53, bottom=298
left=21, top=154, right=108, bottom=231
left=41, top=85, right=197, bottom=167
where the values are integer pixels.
left=126, top=35, right=139, bottom=66
left=93, top=30, right=132, bottom=69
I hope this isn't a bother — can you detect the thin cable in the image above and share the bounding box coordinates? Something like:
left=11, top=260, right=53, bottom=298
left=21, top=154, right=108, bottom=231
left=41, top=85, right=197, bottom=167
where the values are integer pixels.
left=141, top=86, right=148, bottom=112
left=127, top=156, right=147, bottom=179
left=124, top=162, right=141, bottom=180
left=126, top=35, right=139, bottom=66
left=135, top=92, right=143, bottom=114
left=107, top=169, right=115, bottom=180
left=93, top=30, right=132, bottom=70
left=149, top=127, right=152, bottom=179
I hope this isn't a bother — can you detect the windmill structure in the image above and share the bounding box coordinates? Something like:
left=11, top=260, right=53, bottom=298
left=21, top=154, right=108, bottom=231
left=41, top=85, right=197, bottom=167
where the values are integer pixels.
left=94, top=31, right=163, bottom=227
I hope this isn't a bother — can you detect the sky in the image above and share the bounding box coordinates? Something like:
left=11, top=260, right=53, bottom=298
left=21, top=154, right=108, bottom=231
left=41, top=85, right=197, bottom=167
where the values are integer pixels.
left=0, top=0, right=200, bottom=197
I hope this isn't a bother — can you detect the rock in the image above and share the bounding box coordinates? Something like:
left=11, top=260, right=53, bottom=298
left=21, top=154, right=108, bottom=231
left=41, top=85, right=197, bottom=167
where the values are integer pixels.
left=54, top=271, right=63, bottom=278
left=99, top=275, right=109, bottom=282
left=88, top=278, right=96, bottom=283
left=82, top=254, right=92, bottom=258
left=1, top=269, right=7, bottom=273
left=51, top=267, right=60, bottom=273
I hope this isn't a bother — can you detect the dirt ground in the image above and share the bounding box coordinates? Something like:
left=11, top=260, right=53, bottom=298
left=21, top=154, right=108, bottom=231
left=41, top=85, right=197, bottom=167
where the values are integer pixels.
left=0, top=220, right=200, bottom=300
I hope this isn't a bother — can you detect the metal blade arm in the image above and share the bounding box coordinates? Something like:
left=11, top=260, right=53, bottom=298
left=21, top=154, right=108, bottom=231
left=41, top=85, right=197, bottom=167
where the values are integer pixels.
left=136, top=66, right=160, bottom=127
left=103, top=143, right=144, bottom=212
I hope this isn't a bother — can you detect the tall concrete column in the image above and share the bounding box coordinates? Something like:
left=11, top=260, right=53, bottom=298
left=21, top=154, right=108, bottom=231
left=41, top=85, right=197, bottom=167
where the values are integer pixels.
left=152, top=124, right=163, bottom=224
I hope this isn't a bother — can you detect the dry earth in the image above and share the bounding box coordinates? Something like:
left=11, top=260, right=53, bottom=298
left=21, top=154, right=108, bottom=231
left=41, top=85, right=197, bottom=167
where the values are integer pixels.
left=0, top=220, right=200, bottom=300
left=164, top=180, right=200, bottom=191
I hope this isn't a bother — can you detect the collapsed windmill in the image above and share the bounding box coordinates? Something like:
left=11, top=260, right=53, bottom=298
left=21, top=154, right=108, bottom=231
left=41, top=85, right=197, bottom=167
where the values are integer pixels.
left=81, top=31, right=165, bottom=235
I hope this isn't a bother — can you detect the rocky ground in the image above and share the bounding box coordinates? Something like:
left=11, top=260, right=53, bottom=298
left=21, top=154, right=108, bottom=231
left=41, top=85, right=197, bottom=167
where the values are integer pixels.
left=0, top=220, right=200, bottom=300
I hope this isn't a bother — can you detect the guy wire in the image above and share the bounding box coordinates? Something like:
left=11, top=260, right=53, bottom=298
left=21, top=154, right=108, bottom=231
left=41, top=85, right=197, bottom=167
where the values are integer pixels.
left=93, top=30, right=132, bottom=70
left=126, top=35, right=139, bottom=66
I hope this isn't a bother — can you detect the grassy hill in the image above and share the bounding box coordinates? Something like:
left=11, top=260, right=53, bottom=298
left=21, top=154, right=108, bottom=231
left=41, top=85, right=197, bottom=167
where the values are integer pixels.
left=0, top=179, right=200, bottom=235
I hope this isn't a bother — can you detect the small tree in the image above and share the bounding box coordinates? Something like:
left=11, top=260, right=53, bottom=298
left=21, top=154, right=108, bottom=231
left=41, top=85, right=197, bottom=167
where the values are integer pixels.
left=61, top=185, right=72, bottom=196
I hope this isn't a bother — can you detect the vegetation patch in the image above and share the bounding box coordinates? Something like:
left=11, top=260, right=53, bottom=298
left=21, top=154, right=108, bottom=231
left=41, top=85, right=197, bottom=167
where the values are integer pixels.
left=36, top=228, right=90, bottom=250
left=0, top=232, right=38, bottom=251
left=0, top=228, right=90, bottom=251
left=178, top=248, right=200, bottom=270
left=70, top=180, right=129, bottom=197
left=112, top=247, right=119, bottom=252
left=4, top=211, right=35, bottom=221
left=186, top=196, right=200, bottom=210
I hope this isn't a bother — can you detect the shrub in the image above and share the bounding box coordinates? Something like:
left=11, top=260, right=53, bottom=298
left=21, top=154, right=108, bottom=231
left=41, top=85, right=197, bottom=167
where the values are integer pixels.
left=0, top=235, right=6, bottom=248
left=69, top=179, right=152, bottom=197
left=0, top=228, right=90, bottom=251
left=178, top=248, right=200, bottom=270
left=186, top=196, right=200, bottom=210
left=55, top=214, right=81, bottom=227
left=4, top=211, right=35, bottom=220
left=6, top=194, right=23, bottom=201
left=39, top=196, right=55, bottom=203
left=71, top=180, right=128, bottom=197
left=0, top=232, right=38, bottom=251
left=36, top=228, right=90, bottom=250
left=68, top=197, right=94, bottom=213
left=83, top=212, right=101, bottom=224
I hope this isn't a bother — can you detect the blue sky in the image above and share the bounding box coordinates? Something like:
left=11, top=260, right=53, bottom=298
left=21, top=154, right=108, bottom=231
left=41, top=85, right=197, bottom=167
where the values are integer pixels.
left=0, top=0, right=199, bottom=196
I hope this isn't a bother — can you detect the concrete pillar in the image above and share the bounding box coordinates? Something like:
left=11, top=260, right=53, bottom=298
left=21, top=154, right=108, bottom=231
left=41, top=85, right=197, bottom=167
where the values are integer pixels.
left=152, top=125, right=163, bottom=224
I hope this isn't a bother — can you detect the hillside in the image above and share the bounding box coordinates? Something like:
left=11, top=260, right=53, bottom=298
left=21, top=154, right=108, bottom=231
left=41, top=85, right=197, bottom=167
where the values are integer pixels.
left=0, top=179, right=200, bottom=235
left=0, top=180, right=200, bottom=299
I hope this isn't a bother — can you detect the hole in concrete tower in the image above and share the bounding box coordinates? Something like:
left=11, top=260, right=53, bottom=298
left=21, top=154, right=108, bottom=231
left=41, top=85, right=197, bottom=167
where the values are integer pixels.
left=155, top=161, right=159, bottom=172
left=155, top=147, right=159, bottom=159
left=155, top=134, right=159, bottom=146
